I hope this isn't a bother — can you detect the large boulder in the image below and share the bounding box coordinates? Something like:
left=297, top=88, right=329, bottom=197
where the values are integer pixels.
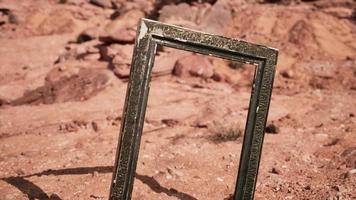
left=25, top=9, right=76, bottom=35
left=100, top=9, right=145, bottom=43
left=11, top=68, right=111, bottom=105
left=159, top=1, right=233, bottom=35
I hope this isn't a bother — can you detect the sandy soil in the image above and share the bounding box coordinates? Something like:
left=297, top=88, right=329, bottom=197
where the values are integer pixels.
left=0, top=0, right=355, bottom=199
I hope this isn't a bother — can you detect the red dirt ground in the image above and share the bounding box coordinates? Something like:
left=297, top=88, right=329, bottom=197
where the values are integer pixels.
left=0, top=0, right=355, bottom=199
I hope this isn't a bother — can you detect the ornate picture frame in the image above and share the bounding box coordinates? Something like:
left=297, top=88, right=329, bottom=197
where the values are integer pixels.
left=109, top=18, right=278, bottom=200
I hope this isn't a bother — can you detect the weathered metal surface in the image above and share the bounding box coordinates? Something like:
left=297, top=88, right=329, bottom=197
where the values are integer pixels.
left=109, top=18, right=278, bottom=200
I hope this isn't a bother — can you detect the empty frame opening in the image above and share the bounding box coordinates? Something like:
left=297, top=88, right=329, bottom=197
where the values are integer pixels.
left=131, top=46, right=256, bottom=200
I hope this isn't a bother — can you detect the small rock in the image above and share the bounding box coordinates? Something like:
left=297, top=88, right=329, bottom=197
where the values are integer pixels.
left=323, top=138, right=340, bottom=147
left=15, top=168, right=25, bottom=175
left=111, top=0, right=153, bottom=16
left=0, top=8, right=18, bottom=24
left=165, top=174, right=173, bottom=180
left=102, top=44, right=133, bottom=63
left=90, top=0, right=113, bottom=8
left=331, top=185, right=346, bottom=192
left=212, top=72, right=224, bottom=82
left=344, top=169, right=356, bottom=178
left=59, top=0, right=87, bottom=5
left=341, top=147, right=356, bottom=168
left=77, top=27, right=102, bottom=42
left=112, top=64, right=130, bottom=78
left=59, top=122, right=79, bottom=133
left=26, top=9, right=75, bottom=35
left=159, top=3, right=204, bottom=27
left=194, top=121, right=210, bottom=128
left=216, top=177, right=224, bottom=182
left=199, top=3, right=233, bottom=35
left=75, top=45, right=88, bottom=55
left=161, top=119, right=180, bottom=127
left=153, top=51, right=187, bottom=75
left=91, top=121, right=99, bottom=132
left=167, top=167, right=183, bottom=178
left=45, top=64, right=80, bottom=83
left=8, top=14, right=18, bottom=25
left=73, top=120, right=88, bottom=128
left=302, top=155, right=313, bottom=164
left=83, top=53, right=101, bottom=61
left=194, top=119, right=211, bottom=128
left=280, top=69, right=294, bottom=79
left=210, top=59, right=243, bottom=84
left=326, top=196, right=340, bottom=200
left=345, top=127, right=352, bottom=132
left=265, top=123, right=279, bottom=134
left=87, top=46, right=100, bottom=54
left=304, top=185, right=311, bottom=190
left=92, top=171, right=99, bottom=177
left=49, top=193, right=61, bottom=200
left=0, top=8, right=11, bottom=15
left=269, top=167, right=281, bottom=175
left=173, top=55, right=214, bottom=79
left=89, top=194, right=104, bottom=199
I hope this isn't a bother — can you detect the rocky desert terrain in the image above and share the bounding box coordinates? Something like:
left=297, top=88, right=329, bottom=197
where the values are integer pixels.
left=0, top=0, right=355, bottom=199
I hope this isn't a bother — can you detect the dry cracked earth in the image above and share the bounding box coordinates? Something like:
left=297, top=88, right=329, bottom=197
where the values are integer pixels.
left=0, top=0, right=355, bottom=199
